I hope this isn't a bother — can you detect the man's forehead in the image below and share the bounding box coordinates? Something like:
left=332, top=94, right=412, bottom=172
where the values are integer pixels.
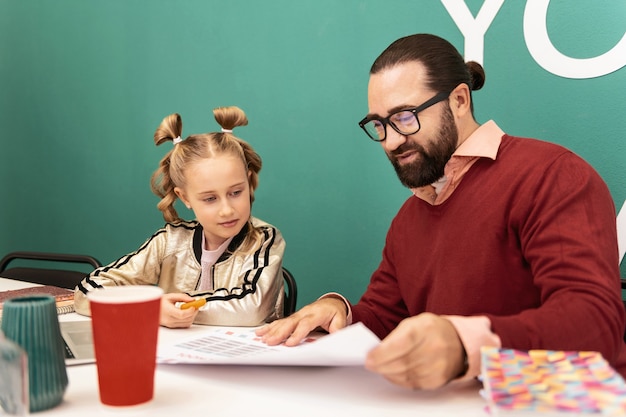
left=366, top=61, right=433, bottom=116
left=372, top=61, right=427, bottom=83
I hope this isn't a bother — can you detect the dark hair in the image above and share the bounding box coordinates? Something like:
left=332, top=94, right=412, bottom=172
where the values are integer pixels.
left=370, top=34, right=485, bottom=112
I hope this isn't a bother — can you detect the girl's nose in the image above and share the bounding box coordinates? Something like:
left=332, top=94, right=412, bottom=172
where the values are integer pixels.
left=219, top=201, right=234, bottom=216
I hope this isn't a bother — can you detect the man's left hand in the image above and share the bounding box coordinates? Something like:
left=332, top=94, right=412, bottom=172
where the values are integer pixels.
left=364, top=312, right=466, bottom=390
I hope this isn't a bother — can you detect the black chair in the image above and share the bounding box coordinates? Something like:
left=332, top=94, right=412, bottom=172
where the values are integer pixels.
left=0, top=251, right=102, bottom=290
left=282, top=267, right=298, bottom=317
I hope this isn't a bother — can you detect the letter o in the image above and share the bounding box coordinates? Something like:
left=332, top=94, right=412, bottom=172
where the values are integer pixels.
left=523, top=0, right=626, bottom=79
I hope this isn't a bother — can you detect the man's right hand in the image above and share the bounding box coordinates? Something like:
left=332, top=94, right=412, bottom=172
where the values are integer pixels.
left=256, top=296, right=349, bottom=346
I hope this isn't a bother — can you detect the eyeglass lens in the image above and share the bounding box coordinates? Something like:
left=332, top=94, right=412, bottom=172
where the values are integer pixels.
left=364, top=111, right=419, bottom=140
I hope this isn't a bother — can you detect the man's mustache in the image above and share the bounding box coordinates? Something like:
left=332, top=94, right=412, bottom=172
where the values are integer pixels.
left=390, top=143, right=426, bottom=158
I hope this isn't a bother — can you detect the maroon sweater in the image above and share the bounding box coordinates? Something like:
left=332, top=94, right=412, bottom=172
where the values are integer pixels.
left=352, top=134, right=626, bottom=376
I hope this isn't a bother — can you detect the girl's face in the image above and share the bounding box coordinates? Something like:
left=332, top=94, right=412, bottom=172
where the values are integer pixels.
left=175, top=154, right=251, bottom=250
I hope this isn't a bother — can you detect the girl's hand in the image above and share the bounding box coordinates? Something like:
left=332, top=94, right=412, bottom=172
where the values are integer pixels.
left=159, top=292, right=199, bottom=328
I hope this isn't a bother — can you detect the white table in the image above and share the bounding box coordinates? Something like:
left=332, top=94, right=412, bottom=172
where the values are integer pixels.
left=1, top=278, right=487, bottom=416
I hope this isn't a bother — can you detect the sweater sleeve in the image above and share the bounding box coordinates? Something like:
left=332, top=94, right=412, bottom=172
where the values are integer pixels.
left=351, top=224, right=411, bottom=339
left=73, top=229, right=169, bottom=316
left=486, top=152, right=623, bottom=364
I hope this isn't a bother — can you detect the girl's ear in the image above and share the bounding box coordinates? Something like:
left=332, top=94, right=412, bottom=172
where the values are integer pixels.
left=174, top=187, right=191, bottom=209
left=247, top=170, right=256, bottom=203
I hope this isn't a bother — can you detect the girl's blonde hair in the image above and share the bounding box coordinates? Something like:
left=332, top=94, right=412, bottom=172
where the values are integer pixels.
left=150, top=106, right=263, bottom=251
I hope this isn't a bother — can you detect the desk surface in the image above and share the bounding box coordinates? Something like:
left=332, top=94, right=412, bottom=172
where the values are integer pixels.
left=0, top=277, right=487, bottom=416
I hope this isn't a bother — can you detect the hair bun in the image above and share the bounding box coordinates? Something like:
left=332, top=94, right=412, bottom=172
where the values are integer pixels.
left=466, top=61, right=485, bottom=91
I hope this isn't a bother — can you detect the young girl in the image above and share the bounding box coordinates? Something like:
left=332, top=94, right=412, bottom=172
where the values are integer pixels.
left=75, top=106, right=286, bottom=328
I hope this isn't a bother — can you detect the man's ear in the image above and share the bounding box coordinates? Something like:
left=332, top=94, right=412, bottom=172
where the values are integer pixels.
left=449, top=83, right=472, bottom=118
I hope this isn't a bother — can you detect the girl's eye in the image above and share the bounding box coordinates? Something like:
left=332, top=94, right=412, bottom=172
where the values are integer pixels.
left=203, top=196, right=216, bottom=203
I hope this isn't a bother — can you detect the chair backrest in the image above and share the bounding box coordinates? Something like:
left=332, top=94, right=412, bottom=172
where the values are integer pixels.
left=0, top=251, right=102, bottom=290
left=282, top=267, right=297, bottom=317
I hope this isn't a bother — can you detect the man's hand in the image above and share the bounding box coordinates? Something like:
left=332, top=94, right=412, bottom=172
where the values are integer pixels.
left=365, top=313, right=466, bottom=390
left=256, top=297, right=348, bottom=346
left=159, top=292, right=199, bottom=328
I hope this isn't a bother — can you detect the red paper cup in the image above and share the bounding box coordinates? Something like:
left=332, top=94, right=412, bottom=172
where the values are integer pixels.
left=87, top=285, right=163, bottom=407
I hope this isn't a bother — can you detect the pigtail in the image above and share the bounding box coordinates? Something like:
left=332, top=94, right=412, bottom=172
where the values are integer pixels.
left=150, top=159, right=181, bottom=223
left=213, top=106, right=248, bottom=131
left=240, top=142, right=262, bottom=201
left=150, top=113, right=185, bottom=223
left=154, top=113, right=183, bottom=145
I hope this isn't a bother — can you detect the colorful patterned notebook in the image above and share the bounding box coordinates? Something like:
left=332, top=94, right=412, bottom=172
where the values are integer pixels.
left=480, top=347, right=626, bottom=416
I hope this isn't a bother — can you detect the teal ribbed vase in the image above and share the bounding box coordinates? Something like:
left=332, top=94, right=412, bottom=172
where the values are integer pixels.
left=1, top=295, right=68, bottom=412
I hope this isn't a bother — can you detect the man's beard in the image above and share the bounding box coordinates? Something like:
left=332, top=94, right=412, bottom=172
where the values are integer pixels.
left=387, top=104, right=458, bottom=189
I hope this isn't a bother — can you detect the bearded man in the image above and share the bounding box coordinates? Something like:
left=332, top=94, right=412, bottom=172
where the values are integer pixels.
left=257, top=33, right=625, bottom=390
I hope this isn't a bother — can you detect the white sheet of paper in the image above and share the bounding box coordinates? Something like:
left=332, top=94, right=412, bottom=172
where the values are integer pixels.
left=157, top=322, right=381, bottom=366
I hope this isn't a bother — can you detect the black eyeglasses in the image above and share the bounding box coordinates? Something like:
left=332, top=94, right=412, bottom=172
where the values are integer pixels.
left=358, top=91, right=450, bottom=142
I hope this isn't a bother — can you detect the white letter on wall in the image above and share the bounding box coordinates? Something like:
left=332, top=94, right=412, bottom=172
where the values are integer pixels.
left=524, top=0, right=626, bottom=79
left=441, top=0, right=505, bottom=64
left=618, top=200, right=626, bottom=264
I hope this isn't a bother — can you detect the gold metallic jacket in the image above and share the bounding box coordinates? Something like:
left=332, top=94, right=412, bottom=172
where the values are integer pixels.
left=74, top=217, right=285, bottom=326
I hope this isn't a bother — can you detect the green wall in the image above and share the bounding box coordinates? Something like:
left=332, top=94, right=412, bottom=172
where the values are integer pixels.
left=1, top=1, right=625, bottom=308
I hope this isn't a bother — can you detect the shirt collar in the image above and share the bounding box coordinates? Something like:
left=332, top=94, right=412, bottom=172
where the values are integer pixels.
left=410, top=120, right=505, bottom=201
left=453, top=120, right=503, bottom=160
